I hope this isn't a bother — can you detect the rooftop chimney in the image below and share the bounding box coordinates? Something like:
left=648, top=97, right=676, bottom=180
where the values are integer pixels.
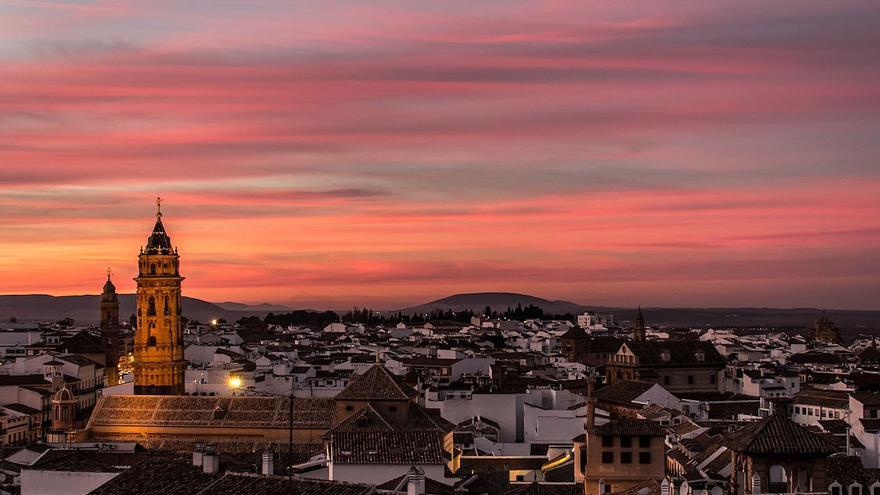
left=406, top=466, right=426, bottom=495
left=586, top=373, right=596, bottom=430
left=192, top=442, right=204, bottom=467
left=261, top=448, right=274, bottom=476
left=202, top=444, right=219, bottom=474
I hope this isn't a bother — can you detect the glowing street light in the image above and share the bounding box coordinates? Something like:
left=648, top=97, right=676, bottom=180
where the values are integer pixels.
left=228, top=376, right=242, bottom=389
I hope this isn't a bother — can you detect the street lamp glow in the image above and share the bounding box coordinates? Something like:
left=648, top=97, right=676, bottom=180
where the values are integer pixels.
left=211, top=319, right=218, bottom=326
left=228, top=376, right=242, bottom=389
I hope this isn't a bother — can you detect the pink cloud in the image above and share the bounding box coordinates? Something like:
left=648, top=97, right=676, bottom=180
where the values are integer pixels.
left=0, top=1, right=878, bottom=308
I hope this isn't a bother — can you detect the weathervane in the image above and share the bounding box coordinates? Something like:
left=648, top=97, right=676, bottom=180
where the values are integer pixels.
left=156, top=196, right=163, bottom=218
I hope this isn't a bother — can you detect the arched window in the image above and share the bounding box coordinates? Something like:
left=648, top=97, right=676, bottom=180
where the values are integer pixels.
left=147, top=297, right=156, bottom=316
left=769, top=465, right=787, bottom=484
left=851, top=483, right=863, bottom=495
left=769, top=465, right=788, bottom=492
left=147, top=336, right=157, bottom=347
left=163, top=296, right=170, bottom=315
left=150, top=264, right=156, bottom=275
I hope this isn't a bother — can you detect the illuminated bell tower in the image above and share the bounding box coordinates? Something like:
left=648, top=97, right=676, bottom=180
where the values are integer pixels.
left=100, top=270, right=121, bottom=386
left=134, top=197, right=186, bottom=395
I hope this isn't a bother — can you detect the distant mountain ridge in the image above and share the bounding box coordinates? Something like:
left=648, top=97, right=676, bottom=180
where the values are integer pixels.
left=399, top=292, right=585, bottom=315
left=215, top=301, right=295, bottom=312
left=397, top=292, right=880, bottom=332
left=0, top=294, right=276, bottom=325
left=1, top=291, right=879, bottom=332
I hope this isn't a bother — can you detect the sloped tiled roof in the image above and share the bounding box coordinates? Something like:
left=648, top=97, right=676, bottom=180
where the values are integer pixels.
left=589, top=336, right=623, bottom=353
left=792, top=388, right=849, bottom=409
left=377, top=472, right=455, bottom=495
left=507, top=482, right=586, bottom=495
left=722, top=413, right=838, bottom=456
left=88, top=395, right=334, bottom=429
left=87, top=457, right=375, bottom=495
left=624, top=340, right=725, bottom=367
left=596, top=380, right=657, bottom=405
left=197, top=473, right=374, bottom=495
left=826, top=455, right=880, bottom=487
left=560, top=327, right=588, bottom=340
left=87, top=457, right=217, bottom=495
left=329, top=430, right=446, bottom=464
left=588, top=418, right=664, bottom=436
left=335, top=365, right=418, bottom=401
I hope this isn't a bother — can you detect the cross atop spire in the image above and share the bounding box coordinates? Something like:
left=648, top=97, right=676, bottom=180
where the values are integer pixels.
left=156, top=196, right=163, bottom=218
left=107, top=267, right=112, bottom=281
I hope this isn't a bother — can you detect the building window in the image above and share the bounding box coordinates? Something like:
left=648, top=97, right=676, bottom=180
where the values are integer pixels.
left=620, top=436, right=631, bottom=448
left=687, top=375, right=694, bottom=385
left=621, top=452, right=632, bottom=464
left=852, top=485, right=862, bottom=495
left=147, top=297, right=156, bottom=316
left=602, top=452, right=614, bottom=464
left=710, top=374, right=716, bottom=384
left=831, top=485, right=842, bottom=495
left=344, top=405, right=354, bottom=412
left=639, top=436, right=651, bottom=448
left=602, top=435, right=613, bottom=447
left=639, top=452, right=651, bottom=464
left=663, top=376, right=671, bottom=385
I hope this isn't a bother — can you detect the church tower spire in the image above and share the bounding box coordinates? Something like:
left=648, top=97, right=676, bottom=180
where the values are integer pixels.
left=100, top=268, right=121, bottom=385
left=134, top=197, right=186, bottom=395
left=633, top=306, right=646, bottom=342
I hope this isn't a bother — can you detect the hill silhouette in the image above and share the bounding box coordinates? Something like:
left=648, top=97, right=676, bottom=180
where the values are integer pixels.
left=1, top=291, right=878, bottom=332
left=0, top=294, right=270, bottom=325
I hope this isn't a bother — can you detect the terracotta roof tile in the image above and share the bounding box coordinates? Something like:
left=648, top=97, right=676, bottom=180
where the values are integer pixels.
left=335, top=365, right=418, bottom=401
left=722, top=413, right=838, bottom=456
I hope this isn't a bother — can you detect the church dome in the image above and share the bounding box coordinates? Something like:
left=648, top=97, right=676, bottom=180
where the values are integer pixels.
left=53, top=386, right=74, bottom=403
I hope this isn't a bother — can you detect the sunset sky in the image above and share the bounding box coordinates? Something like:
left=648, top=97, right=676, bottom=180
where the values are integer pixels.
left=1, top=1, right=878, bottom=310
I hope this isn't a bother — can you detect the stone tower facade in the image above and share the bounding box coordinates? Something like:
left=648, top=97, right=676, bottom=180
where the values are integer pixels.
left=134, top=198, right=186, bottom=395
left=100, top=271, right=121, bottom=386
left=812, top=312, right=842, bottom=345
